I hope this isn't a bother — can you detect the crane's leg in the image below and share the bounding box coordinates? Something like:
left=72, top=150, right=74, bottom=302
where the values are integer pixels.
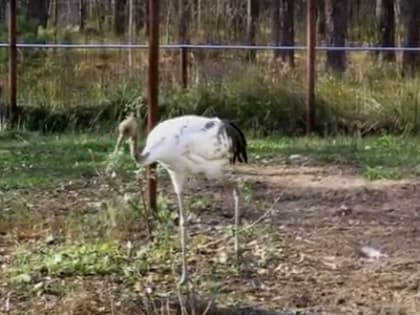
left=176, top=191, right=188, bottom=285
left=168, top=171, right=188, bottom=285
left=223, top=179, right=241, bottom=265
left=233, top=184, right=240, bottom=263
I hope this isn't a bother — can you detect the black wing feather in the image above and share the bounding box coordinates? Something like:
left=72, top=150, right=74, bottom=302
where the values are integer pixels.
left=222, top=120, right=248, bottom=164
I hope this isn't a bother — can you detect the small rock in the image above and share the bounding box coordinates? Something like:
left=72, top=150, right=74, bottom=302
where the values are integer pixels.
left=33, top=282, right=44, bottom=292
left=322, top=256, right=338, bottom=270
left=337, top=297, right=346, bottom=305
left=45, top=235, right=56, bottom=245
left=217, top=250, right=228, bottom=264
left=288, top=154, right=304, bottom=162
left=333, top=204, right=352, bottom=216
left=257, top=268, right=269, bottom=275
left=359, top=246, right=387, bottom=261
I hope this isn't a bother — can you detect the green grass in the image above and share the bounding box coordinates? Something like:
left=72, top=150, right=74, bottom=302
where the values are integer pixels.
left=0, top=132, right=134, bottom=190
left=2, top=132, right=420, bottom=191
left=9, top=241, right=125, bottom=281
left=250, top=135, right=420, bottom=180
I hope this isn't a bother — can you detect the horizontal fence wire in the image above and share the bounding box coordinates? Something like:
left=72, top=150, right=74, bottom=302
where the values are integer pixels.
left=0, top=43, right=420, bottom=51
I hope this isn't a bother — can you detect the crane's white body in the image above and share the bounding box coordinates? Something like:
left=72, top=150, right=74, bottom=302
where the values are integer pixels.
left=141, top=115, right=234, bottom=182
left=114, top=114, right=247, bottom=284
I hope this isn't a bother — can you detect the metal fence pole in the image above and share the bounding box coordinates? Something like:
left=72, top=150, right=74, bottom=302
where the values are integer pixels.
left=7, top=0, right=17, bottom=126
left=306, top=0, right=316, bottom=134
left=180, top=47, right=188, bottom=88
left=147, top=0, right=160, bottom=213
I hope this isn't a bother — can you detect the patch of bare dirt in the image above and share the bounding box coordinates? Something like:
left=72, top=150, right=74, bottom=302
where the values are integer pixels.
left=2, top=162, right=420, bottom=314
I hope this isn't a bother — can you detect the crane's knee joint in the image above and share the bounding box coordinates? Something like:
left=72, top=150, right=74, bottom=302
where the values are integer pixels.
left=179, top=216, right=186, bottom=227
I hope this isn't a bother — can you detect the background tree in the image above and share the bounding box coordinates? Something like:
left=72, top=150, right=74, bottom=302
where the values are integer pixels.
left=0, top=0, right=6, bottom=24
left=246, top=0, right=259, bottom=61
left=178, top=0, right=191, bottom=44
left=79, top=0, right=86, bottom=32
left=376, top=0, right=395, bottom=61
left=114, top=0, right=127, bottom=35
left=272, top=0, right=280, bottom=59
left=26, top=0, right=50, bottom=31
left=3, top=0, right=420, bottom=78
left=317, top=0, right=326, bottom=42
left=325, top=0, right=348, bottom=72
left=231, top=0, right=246, bottom=42
left=280, top=0, right=294, bottom=67
left=400, top=0, right=420, bottom=76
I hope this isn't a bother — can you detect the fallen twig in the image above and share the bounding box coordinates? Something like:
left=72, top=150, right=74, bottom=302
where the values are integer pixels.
left=200, top=196, right=281, bottom=249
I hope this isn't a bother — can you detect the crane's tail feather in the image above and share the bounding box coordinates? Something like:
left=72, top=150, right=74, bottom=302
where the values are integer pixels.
left=222, top=120, right=248, bottom=164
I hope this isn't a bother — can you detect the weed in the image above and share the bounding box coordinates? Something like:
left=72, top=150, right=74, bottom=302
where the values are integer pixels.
left=8, top=241, right=125, bottom=280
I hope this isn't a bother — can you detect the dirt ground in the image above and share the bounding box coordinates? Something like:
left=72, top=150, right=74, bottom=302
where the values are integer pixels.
left=2, top=160, right=420, bottom=315
left=240, top=163, right=420, bottom=314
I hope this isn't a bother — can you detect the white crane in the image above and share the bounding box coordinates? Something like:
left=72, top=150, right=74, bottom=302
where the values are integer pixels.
left=113, top=114, right=248, bottom=284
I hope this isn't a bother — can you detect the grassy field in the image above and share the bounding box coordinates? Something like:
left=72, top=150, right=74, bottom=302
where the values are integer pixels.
left=2, top=132, right=420, bottom=314
left=1, top=132, right=420, bottom=191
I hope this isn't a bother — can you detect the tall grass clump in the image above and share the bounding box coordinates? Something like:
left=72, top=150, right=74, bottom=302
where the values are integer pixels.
left=316, top=58, right=420, bottom=135
left=8, top=54, right=420, bottom=136
left=162, top=69, right=307, bottom=136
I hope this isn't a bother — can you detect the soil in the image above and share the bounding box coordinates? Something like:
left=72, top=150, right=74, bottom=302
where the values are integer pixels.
left=2, top=161, right=420, bottom=315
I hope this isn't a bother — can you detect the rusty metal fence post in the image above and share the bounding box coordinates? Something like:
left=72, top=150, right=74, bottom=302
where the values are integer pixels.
left=7, top=0, right=17, bottom=126
left=146, top=0, right=160, bottom=213
left=180, top=47, right=188, bottom=88
left=306, top=0, right=316, bottom=134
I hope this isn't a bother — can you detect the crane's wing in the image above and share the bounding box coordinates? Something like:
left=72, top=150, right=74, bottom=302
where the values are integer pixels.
left=183, top=119, right=247, bottom=164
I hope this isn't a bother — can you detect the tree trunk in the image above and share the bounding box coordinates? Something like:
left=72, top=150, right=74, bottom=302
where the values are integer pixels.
left=231, top=0, right=246, bottom=42
left=128, top=0, right=134, bottom=72
left=317, top=0, right=326, bottom=42
left=214, top=0, right=222, bottom=41
left=325, top=0, right=348, bottom=72
left=114, top=0, right=127, bottom=35
left=53, top=0, right=58, bottom=42
left=247, top=0, right=259, bottom=61
left=280, top=0, right=294, bottom=67
left=376, top=0, right=395, bottom=61
left=0, top=0, right=6, bottom=24
left=164, top=0, right=170, bottom=43
left=400, top=0, right=420, bottom=76
left=26, top=0, right=50, bottom=31
left=178, top=0, right=190, bottom=43
left=196, top=0, right=202, bottom=34
left=80, top=0, right=86, bottom=31
left=145, top=0, right=149, bottom=37
left=135, top=0, right=145, bottom=33
left=272, top=0, right=280, bottom=58
left=95, top=0, right=105, bottom=33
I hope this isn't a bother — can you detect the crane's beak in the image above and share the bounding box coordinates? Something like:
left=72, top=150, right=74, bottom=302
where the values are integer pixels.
left=136, top=150, right=149, bottom=165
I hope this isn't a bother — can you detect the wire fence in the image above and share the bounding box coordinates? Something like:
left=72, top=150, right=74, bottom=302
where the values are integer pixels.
left=1, top=43, right=420, bottom=51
